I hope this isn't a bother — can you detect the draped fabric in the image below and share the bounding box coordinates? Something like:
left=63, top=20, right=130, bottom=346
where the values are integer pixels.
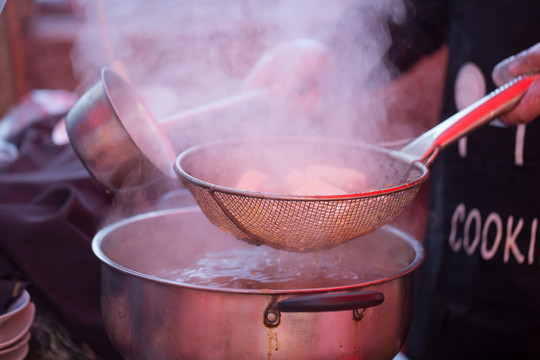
left=0, top=115, right=120, bottom=359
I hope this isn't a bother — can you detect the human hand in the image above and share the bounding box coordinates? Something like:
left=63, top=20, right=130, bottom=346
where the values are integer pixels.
left=243, top=38, right=332, bottom=115
left=492, top=42, right=540, bottom=125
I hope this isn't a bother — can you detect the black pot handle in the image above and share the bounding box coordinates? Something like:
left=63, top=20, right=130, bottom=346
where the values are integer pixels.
left=276, top=290, right=384, bottom=313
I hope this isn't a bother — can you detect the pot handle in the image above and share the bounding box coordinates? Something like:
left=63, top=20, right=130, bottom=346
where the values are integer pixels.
left=276, top=290, right=384, bottom=313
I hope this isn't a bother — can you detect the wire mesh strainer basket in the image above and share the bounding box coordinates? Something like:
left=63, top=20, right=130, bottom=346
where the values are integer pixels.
left=175, top=137, right=427, bottom=252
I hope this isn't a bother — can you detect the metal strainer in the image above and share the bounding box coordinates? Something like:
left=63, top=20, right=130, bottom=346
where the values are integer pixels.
left=174, top=74, right=538, bottom=252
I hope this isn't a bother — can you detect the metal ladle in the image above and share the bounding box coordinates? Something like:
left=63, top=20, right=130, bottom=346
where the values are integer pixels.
left=65, top=67, right=267, bottom=191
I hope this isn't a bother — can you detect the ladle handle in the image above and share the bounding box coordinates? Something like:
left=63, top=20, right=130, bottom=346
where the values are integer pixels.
left=158, top=88, right=269, bottom=132
left=276, top=290, right=384, bottom=313
left=400, top=73, right=540, bottom=164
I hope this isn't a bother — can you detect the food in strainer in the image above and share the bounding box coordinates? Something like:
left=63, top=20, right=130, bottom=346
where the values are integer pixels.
left=235, top=164, right=366, bottom=195
left=235, top=169, right=269, bottom=192
left=291, top=178, right=347, bottom=195
left=303, top=164, right=366, bottom=194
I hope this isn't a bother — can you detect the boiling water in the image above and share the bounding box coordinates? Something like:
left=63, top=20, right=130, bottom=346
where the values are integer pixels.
left=155, top=245, right=405, bottom=290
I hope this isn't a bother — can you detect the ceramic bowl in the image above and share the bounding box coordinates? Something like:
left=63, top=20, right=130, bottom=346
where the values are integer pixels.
left=0, top=301, right=35, bottom=349
left=0, top=331, right=30, bottom=360
left=0, top=291, right=29, bottom=328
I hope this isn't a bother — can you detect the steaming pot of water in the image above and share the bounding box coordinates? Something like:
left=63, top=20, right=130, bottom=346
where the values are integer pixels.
left=93, top=207, right=423, bottom=360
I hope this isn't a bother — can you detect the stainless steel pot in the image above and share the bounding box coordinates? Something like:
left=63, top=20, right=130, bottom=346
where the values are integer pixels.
left=92, top=207, right=424, bottom=360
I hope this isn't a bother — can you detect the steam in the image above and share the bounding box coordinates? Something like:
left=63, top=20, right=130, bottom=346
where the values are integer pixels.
left=71, top=0, right=407, bottom=133
left=68, top=0, right=429, bottom=219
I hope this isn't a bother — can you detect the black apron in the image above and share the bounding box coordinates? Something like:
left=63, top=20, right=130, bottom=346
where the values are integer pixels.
left=407, top=1, right=540, bottom=359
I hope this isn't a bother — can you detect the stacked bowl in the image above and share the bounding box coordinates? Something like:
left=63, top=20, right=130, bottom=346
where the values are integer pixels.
left=0, top=291, right=35, bottom=360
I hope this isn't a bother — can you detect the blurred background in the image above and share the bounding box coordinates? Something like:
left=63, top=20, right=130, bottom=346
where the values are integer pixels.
left=0, top=0, right=79, bottom=119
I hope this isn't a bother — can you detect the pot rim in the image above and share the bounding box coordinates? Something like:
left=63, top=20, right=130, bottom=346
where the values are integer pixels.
left=92, top=206, right=425, bottom=295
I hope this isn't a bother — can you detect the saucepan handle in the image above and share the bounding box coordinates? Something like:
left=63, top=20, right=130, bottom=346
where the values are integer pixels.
left=159, top=88, right=269, bottom=131
left=276, top=290, right=384, bottom=313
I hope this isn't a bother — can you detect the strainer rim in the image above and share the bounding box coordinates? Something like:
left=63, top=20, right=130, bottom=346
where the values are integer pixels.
left=173, top=136, right=429, bottom=201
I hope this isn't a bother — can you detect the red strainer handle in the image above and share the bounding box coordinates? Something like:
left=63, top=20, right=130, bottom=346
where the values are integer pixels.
left=401, top=73, right=540, bottom=164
